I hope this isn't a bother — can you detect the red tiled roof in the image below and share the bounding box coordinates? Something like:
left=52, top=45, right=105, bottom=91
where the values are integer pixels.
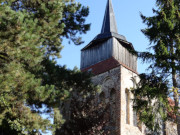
left=81, top=57, right=138, bottom=75
left=168, top=98, right=175, bottom=106
left=167, top=98, right=176, bottom=120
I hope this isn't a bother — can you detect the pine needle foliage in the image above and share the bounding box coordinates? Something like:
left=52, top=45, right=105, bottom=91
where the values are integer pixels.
left=41, top=59, right=102, bottom=135
left=133, top=0, right=180, bottom=134
left=132, top=73, right=169, bottom=134
left=0, top=0, right=93, bottom=134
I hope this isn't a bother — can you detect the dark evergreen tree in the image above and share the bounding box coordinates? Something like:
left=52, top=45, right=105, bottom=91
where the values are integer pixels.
left=41, top=59, right=110, bottom=135
left=132, top=0, right=180, bottom=134
left=132, top=73, right=169, bottom=134
left=41, top=59, right=106, bottom=135
left=0, top=0, right=100, bottom=134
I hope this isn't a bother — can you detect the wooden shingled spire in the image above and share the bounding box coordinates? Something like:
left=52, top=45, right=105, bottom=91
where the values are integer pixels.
left=101, top=0, right=118, bottom=34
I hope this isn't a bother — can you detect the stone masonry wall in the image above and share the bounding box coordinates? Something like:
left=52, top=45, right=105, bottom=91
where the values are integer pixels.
left=92, top=66, right=121, bottom=134
left=120, top=65, right=143, bottom=135
left=165, top=121, right=177, bottom=135
left=91, top=65, right=143, bottom=135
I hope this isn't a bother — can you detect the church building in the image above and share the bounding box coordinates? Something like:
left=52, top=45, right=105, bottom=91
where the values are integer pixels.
left=80, top=0, right=144, bottom=134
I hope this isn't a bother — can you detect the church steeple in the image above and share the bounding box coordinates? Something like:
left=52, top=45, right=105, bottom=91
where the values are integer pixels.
left=81, top=0, right=137, bottom=74
left=101, top=0, right=118, bottom=34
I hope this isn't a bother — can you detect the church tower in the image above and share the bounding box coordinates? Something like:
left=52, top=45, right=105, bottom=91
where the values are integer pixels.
left=81, top=0, right=143, bottom=134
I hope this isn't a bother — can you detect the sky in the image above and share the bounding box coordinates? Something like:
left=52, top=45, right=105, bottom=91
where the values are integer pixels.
left=57, top=0, right=156, bottom=74
left=45, top=0, right=157, bottom=134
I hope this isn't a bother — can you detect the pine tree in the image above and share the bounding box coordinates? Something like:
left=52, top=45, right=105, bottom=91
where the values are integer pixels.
left=132, top=0, right=180, bottom=134
left=41, top=60, right=108, bottom=135
left=0, top=0, right=94, bottom=134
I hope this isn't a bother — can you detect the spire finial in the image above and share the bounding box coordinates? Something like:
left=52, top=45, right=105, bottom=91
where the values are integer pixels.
left=101, top=0, right=118, bottom=34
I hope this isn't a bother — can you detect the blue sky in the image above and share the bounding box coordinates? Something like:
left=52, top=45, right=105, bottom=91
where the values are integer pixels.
left=45, top=0, right=156, bottom=134
left=57, top=0, right=156, bottom=74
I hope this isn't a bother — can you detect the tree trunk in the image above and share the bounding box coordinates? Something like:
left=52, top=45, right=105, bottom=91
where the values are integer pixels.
left=172, top=69, right=180, bottom=135
left=170, top=38, right=180, bottom=135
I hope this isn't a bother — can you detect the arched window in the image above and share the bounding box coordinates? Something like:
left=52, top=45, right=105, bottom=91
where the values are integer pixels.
left=131, top=78, right=138, bottom=127
left=99, top=92, right=105, bottom=104
left=133, top=110, right=137, bottom=126
left=110, top=89, right=116, bottom=125
left=125, top=89, right=130, bottom=124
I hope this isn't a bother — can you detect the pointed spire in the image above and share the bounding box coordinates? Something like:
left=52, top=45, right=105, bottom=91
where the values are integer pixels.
left=101, top=0, right=118, bottom=34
